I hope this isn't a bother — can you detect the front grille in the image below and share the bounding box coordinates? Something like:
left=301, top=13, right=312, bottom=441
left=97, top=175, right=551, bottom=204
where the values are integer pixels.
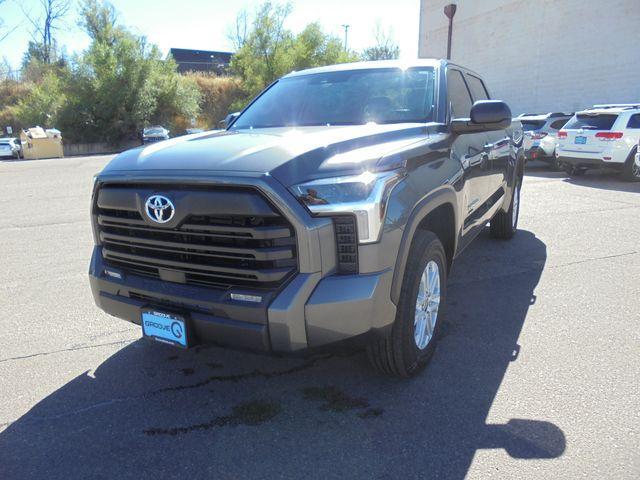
left=96, top=186, right=297, bottom=290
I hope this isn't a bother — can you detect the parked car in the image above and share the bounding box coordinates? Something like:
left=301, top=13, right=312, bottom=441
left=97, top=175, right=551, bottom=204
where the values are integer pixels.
left=518, top=112, right=572, bottom=170
left=0, top=137, right=22, bottom=159
left=89, top=60, right=524, bottom=377
left=142, top=126, right=170, bottom=144
left=184, top=128, right=204, bottom=135
left=556, top=104, right=640, bottom=181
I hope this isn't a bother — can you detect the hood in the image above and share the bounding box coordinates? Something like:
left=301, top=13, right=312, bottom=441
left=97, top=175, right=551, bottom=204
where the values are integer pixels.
left=102, top=124, right=430, bottom=186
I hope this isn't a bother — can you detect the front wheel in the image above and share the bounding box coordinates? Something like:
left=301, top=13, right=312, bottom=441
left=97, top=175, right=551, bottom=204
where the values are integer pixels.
left=367, top=231, right=446, bottom=377
left=490, top=179, right=521, bottom=240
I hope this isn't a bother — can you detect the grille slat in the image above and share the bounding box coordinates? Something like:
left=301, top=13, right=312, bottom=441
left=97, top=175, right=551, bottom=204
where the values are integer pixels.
left=102, top=248, right=292, bottom=282
left=99, top=232, right=293, bottom=261
left=96, top=186, right=297, bottom=289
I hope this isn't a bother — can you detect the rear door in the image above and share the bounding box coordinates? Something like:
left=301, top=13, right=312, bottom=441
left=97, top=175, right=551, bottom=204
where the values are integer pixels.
left=561, top=113, right=619, bottom=157
left=447, top=68, right=490, bottom=229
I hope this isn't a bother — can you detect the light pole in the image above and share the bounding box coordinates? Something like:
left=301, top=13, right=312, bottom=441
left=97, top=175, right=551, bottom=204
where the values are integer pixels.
left=341, top=24, right=350, bottom=52
left=443, top=4, right=457, bottom=60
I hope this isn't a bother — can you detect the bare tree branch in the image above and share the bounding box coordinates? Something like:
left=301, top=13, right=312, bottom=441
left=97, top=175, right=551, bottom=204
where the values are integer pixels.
left=20, top=0, right=71, bottom=63
left=0, top=0, right=21, bottom=43
left=226, top=9, right=250, bottom=51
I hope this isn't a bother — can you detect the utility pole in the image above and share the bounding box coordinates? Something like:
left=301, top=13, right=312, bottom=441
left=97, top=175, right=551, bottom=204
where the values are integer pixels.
left=443, top=4, right=457, bottom=60
left=341, top=24, right=350, bottom=52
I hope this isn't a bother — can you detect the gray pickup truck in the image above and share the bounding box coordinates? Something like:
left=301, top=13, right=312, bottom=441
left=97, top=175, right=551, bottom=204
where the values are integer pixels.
left=89, top=60, right=524, bottom=377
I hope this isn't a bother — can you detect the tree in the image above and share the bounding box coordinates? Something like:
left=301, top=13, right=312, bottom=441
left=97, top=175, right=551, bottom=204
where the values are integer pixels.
left=231, top=1, right=293, bottom=97
left=56, top=0, right=200, bottom=143
left=361, top=21, right=400, bottom=61
left=230, top=2, right=358, bottom=106
left=79, top=0, right=117, bottom=44
left=227, top=9, right=250, bottom=51
left=15, top=71, right=67, bottom=127
left=22, top=0, right=71, bottom=64
left=21, top=40, right=68, bottom=82
left=289, top=22, right=356, bottom=72
left=0, top=79, right=34, bottom=132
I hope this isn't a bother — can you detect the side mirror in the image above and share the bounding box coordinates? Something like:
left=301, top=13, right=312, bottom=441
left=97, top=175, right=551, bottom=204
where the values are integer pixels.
left=221, top=112, right=240, bottom=129
left=451, top=100, right=512, bottom=134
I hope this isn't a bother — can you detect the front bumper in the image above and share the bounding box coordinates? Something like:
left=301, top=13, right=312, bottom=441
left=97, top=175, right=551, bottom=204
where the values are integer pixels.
left=90, top=247, right=396, bottom=353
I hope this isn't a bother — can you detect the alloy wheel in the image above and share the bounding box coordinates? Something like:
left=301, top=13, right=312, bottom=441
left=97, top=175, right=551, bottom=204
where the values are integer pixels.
left=414, top=260, right=441, bottom=350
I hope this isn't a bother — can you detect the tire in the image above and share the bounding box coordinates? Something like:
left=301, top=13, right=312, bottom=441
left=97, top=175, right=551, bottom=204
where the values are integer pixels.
left=490, top=178, right=521, bottom=240
left=550, top=156, right=563, bottom=171
left=622, top=147, right=640, bottom=182
left=564, top=165, right=586, bottom=177
left=366, top=231, right=447, bottom=377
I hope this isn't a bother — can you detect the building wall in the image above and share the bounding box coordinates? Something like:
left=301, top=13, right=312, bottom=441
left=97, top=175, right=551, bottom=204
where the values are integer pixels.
left=418, top=0, right=640, bottom=114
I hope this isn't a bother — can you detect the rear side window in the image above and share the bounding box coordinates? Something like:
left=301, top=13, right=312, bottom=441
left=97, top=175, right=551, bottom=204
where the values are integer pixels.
left=465, top=74, right=490, bottom=101
left=521, top=120, right=545, bottom=131
left=627, top=114, right=640, bottom=129
left=564, top=114, right=618, bottom=130
left=550, top=119, right=568, bottom=130
left=447, top=69, right=473, bottom=118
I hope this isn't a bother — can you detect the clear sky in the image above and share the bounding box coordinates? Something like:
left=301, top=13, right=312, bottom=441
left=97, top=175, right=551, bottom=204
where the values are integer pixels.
left=0, top=0, right=421, bottom=71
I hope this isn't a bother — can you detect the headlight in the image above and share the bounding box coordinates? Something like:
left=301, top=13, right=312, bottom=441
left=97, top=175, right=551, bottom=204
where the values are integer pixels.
left=289, top=170, right=403, bottom=244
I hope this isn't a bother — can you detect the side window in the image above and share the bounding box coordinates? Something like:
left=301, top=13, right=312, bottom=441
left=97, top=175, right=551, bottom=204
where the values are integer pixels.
left=465, top=74, right=490, bottom=101
left=550, top=119, right=568, bottom=130
left=627, top=114, right=640, bottom=129
left=447, top=69, right=473, bottom=118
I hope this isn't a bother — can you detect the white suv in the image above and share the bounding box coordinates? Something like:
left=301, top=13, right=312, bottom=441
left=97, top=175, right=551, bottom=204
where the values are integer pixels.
left=519, top=112, right=572, bottom=170
left=556, top=104, right=640, bottom=181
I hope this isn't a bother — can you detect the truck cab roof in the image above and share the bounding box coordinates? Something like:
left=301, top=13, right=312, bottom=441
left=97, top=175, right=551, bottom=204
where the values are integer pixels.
left=284, top=59, right=481, bottom=79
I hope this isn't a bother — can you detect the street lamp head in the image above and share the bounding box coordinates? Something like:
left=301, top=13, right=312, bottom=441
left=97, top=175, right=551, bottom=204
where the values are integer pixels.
left=444, top=4, right=457, bottom=19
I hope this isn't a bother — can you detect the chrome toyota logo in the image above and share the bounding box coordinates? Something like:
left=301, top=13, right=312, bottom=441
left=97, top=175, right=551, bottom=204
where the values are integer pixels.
left=145, top=195, right=175, bottom=224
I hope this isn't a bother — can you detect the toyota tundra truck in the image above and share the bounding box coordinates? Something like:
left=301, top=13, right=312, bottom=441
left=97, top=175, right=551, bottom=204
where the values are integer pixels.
left=89, top=60, right=524, bottom=377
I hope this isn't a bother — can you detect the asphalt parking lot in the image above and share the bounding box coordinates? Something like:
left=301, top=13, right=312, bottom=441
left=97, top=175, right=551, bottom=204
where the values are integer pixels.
left=1, top=155, right=638, bottom=479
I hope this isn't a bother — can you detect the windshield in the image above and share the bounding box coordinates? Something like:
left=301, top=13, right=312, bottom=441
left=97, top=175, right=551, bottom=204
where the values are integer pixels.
left=144, top=128, right=165, bottom=135
left=232, top=67, right=436, bottom=129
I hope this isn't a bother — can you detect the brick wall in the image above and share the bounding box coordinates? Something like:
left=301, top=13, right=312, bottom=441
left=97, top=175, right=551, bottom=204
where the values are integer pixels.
left=418, top=0, right=640, bottom=114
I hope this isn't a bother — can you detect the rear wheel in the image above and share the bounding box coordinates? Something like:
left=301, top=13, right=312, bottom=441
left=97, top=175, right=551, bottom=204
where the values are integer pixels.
left=622, top=147, right=640, bottom=182
left=367, top=231, right=446, bottom=377
left=564, top=165, right=587, bottom=177
left=490, top=179, right=521, bottom=240
left=550, top=156, right=563, bottom=171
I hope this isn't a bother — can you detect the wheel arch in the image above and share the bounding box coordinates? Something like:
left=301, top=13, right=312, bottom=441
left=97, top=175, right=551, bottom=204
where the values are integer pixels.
left=391, top=187, right=459, bottom=305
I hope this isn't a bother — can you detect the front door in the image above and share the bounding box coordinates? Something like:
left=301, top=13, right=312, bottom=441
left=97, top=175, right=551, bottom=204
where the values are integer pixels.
left=447, top=69, right=492, bottom=237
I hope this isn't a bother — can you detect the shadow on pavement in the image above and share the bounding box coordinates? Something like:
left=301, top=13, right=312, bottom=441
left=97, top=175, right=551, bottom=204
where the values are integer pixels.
left=526, top=163, right=640, bottom=193
left=562, top=170, right=640, bottom=193
left=0, top=230, right=562, bottom=479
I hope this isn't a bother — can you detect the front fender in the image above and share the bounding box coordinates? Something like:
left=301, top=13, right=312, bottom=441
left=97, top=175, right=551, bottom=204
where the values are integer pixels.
left=390, top=186, right=460, bottom=305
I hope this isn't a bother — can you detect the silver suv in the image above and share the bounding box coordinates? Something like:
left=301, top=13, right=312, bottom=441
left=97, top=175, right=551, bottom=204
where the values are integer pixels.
left=519, top=112, right=572, bottom=170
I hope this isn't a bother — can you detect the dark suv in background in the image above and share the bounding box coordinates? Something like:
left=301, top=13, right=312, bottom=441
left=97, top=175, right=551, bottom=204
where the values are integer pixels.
left=90, top=60, right=524, bottom=377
